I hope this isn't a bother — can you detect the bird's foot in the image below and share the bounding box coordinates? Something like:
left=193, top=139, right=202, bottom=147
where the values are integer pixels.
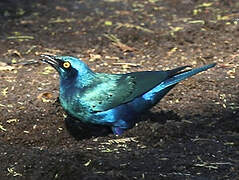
left=111, top=127, right=125, bottom=135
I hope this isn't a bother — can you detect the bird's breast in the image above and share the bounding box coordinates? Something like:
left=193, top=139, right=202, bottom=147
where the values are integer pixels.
left=59, top=89, right=90, bottom=119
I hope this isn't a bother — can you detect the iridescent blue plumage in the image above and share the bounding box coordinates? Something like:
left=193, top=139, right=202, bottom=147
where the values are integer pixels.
left=40, top=55, right=216, bottom=135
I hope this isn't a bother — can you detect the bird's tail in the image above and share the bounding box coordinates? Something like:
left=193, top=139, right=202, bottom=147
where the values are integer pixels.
left=162, top=63, right=216, bottom=88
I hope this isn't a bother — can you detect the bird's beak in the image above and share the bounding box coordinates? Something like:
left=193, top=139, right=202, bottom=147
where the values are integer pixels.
left=40, top=54, right=60, bottom=72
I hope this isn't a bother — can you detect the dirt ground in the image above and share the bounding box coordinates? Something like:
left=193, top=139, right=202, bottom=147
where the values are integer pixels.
left=0, top=0, right=239, bottom=179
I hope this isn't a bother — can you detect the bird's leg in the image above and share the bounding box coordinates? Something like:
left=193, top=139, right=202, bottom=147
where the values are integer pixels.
left=111, top=126, right=125, bottom=135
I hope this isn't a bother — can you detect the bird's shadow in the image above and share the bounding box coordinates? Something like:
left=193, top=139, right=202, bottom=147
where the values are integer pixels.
left=64, top=115, right=112, bottom=140
left=141, top=110, right=181, bottom=124
left=64, top=110, right=181, bottom=140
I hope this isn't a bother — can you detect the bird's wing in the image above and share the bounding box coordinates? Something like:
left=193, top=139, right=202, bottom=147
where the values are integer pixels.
left=81, top=66, right=189, bottom=112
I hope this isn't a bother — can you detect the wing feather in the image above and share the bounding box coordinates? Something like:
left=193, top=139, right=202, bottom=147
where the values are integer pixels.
left=80, top=66, right=188, bottom=112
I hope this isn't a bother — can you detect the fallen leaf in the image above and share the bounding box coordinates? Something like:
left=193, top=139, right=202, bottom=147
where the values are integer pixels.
left=41, top=66, right=55, bottom=74
left=84, top=160, right=92, bottom=167
left=49, top=18, right=76, bottom=23
left=113, top=62, right=140, bottom=67
left=104, top=21, right=112, bottom=26
left=113, top=42, right=136, bottom=52
left=1, top=87, right=8, bottom=97
left=89, top=54, right=102, bottom=62
left=167, top=47, right=178, bottom=56
left=196, top=2, right=213, bottom=8
left=116, top=23, right=154, bottom=33
left=0, top=125, right=6, bottom=131
left=104, top=34, right=136, bottom=52
left=3, top=49, right=22, bottom=58
left=37, top=92, right=54, bottom=103
left=7, top=36, right=34, bottom=40
left=188, top=20, right=205, bottom=24
left=217, top=15, right=230, bottom=21
left=170, top=26, right=183, bottom=32
left=55, top=6, right=68, bottom=12
left=37, top=92, right=53, bottom=100
left=7, top=118, right=19, bottom=123
left=0, top=62, right=15, bottom=71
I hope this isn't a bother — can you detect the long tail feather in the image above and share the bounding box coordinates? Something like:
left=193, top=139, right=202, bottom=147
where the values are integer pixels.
left=162, top=63, right=216, bottom=88
left=167, top=65, right=191, bottom=77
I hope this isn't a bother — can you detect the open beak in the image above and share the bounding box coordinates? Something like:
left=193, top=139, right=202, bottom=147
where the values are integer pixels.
left=40, top=54, right=60, bottom=72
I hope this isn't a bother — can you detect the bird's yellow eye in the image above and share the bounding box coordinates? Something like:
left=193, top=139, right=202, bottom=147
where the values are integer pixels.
left=63, top=61, right=71, bottom=69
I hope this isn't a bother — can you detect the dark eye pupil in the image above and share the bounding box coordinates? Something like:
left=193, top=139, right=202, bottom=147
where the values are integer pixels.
left=63, top=62, right=70, bottom=68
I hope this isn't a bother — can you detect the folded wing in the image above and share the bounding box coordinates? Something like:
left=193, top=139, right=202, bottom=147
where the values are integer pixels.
left=81, top=65, right=191, bottom=112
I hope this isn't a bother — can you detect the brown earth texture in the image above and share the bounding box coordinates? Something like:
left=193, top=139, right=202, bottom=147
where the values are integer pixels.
left=0, top=0, right=239, bottom=179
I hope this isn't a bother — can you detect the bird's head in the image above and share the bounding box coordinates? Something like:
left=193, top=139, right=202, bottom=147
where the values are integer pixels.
left=40, top=55, right=93, bottom=81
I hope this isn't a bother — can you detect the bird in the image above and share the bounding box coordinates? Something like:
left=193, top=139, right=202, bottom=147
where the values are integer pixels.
left=40, top=54, right=216, bottom=135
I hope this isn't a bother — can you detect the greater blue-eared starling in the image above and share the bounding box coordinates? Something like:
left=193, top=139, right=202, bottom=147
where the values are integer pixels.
left=40, top=55, right=216, bottom=135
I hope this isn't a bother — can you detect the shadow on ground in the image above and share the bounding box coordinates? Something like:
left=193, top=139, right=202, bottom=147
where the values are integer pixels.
left=65, top=110, right=181, bottom=140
